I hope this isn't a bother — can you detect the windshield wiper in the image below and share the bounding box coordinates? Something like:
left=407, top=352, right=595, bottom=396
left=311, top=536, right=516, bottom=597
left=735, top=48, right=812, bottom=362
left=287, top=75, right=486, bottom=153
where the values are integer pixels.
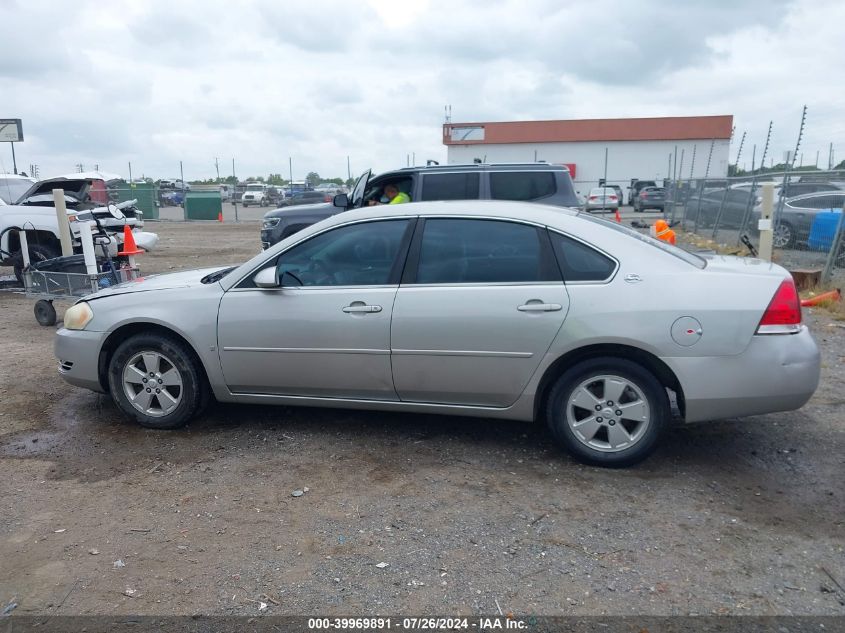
left=201, top=266, right=236, bottom=284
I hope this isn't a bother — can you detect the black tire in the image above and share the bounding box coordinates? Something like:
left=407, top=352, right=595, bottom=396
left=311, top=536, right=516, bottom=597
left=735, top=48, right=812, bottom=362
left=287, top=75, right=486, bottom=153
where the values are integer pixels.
left=546, top=357, right=669, bottom=467
left=34, top=300, right=56, bottom=326
left=13, top=242, right=60, bottom=284
left=107, top=332, right=208, bottom=429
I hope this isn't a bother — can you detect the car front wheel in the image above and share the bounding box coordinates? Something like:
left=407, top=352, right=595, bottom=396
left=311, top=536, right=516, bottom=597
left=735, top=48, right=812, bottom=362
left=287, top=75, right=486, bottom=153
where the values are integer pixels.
left=107, top=333, right=207, bottom=429
left=546, top=357, right=668, bottom=467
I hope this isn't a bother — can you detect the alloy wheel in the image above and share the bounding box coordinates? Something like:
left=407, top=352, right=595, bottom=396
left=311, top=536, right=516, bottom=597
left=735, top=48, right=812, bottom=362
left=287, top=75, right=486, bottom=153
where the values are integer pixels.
left=122, top=351, right=184, bottom=417
left=565, top=374, right=651, bottom=452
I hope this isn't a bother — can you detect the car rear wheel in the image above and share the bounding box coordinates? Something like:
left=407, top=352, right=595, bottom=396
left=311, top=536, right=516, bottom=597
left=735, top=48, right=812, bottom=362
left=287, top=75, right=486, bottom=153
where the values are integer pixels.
left=107, top=333, right=207, bottom=429
left=546, top=357, right=668, bottom=467
left=773, top=221, right=795, bottom=249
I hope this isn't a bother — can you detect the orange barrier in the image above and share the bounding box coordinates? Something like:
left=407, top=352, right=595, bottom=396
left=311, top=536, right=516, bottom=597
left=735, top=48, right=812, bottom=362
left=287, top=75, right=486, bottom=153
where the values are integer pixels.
left=118, top=225, right=144, bottom=256
left=800, top=289, right=841, bottom=307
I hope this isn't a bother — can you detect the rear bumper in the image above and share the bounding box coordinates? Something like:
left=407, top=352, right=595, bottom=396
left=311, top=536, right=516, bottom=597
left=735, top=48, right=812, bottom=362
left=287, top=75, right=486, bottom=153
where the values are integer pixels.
left=669, top=325, right=820, bottom=422
left=55, top=328, right=107, bottom=393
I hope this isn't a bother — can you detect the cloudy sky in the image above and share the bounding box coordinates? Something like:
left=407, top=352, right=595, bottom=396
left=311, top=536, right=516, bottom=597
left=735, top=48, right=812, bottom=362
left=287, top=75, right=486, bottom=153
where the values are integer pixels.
left=1, top=0, right=843, bottom=182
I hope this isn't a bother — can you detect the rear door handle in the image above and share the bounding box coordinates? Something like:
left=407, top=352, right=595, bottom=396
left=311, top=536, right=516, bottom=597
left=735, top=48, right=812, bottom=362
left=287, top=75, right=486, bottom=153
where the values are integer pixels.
left=517, top=302, right=562, bottom=312
left=343, top=302, right=382, bottom=313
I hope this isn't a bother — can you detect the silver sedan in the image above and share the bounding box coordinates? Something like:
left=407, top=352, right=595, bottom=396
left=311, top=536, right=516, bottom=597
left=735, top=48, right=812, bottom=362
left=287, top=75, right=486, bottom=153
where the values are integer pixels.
left=55, top=201, right=820, bottom=467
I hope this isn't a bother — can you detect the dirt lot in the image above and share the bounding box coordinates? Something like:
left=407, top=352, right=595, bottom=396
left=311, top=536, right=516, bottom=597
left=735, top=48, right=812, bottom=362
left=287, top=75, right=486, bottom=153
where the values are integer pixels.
left=1, top=221, right=843, bottom=617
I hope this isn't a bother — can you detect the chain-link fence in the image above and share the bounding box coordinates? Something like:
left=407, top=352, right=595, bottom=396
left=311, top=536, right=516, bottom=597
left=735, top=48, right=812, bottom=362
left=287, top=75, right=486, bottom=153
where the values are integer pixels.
left=664, top=169, right=845, bottom=286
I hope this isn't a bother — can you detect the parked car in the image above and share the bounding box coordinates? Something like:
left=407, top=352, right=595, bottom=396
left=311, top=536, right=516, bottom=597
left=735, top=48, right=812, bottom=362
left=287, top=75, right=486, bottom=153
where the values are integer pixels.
left=604, top=184, right=625, bottom=205
left=55, top=200, right=819, bottom=467
left=280, top=191, right=332, bottom=207
left=241, top=184, right=270, bottom=207
left=774, top=191, right=845, bottom=249
left=584, top=187, right=619, bottom=212
left=627, top=180, right=657, bottom=205
left=683, top=187, right=845, bottom=249
left=0, top=174, right=36, bottom=204
left=633, top=186, right=666, bottom=212
left=781, top=180, right=845, bottom=198
left=1, top=174, right=147, bottom=280
left=260, top=163, right=579, bottom=249
left=158, top=179, right=191, bottom=191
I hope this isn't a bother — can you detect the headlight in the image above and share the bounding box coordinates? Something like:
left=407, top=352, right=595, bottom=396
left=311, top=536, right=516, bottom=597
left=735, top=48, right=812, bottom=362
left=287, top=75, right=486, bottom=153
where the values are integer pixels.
left=262, top=217, right=280, bottom=229
left=64, top=302, right=94, bottom=330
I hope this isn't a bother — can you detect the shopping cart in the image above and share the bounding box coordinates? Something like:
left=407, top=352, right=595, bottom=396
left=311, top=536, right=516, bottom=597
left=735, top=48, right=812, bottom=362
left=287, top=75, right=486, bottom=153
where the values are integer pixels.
left=22, top=264, right=139, bottom=326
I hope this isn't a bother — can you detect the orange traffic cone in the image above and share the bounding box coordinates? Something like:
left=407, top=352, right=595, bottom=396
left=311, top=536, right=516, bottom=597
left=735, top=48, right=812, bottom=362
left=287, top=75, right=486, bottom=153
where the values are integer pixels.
left=614, top=208, right=622, bottom=223
left=800, top=288, right=841, bottom=307
left=118, top=225, right=144, bottom=256
left=217, top=210, right=224, bottom=223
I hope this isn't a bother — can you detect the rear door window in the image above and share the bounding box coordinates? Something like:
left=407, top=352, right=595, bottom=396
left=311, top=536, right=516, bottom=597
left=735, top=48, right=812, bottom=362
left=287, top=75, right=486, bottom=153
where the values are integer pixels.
left=490, top=172, right=556, bottom=201
left=412, top=219, right=559, bottom=284
left=420, top=173, right=480, bottom=201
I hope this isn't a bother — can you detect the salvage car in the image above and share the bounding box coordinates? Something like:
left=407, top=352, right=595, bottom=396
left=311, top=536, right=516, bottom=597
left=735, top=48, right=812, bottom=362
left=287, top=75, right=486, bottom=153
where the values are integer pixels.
left=0, top=173, right=36, bottom=204
left=0, top=173, right=152, bottom=280
left=55, top=201, right=819, bottom=467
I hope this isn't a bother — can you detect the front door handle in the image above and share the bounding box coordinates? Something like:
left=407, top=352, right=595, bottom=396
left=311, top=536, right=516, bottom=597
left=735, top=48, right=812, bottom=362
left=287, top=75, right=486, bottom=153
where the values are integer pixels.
left=517, top=301, right=562, bottom=312
left=343, top=302, right=383, bottom=314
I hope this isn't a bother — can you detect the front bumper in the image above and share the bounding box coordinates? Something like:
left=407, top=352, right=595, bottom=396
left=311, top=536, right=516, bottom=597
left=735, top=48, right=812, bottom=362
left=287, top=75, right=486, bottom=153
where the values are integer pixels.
left=669, top=325, right=820, bottom=423
left=260, top=228, right=280, bottom=249
left=55, top=328, right=108, bottom=393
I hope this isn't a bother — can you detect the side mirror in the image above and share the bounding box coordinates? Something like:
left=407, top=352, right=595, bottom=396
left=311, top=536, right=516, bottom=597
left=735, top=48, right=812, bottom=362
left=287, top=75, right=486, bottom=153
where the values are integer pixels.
left=254, top=267, right=279, bottom=289
left=333, top=193, right=348, bottom=208
left=107, top=203, right=125, bottom=220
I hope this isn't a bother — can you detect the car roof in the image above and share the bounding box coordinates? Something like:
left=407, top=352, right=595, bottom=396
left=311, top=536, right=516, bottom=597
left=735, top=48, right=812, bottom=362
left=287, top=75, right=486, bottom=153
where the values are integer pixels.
left=220, top=200, right=703, bottom=292
left=788, top=190, right=845, bottom=201
left=383, top=162, right=571, bottom=176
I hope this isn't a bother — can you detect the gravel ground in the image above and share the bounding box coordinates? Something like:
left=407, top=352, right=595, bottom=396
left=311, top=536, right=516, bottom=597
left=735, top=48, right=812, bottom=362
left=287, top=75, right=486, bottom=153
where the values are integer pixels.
left=0, top=220, right=843, bottom=617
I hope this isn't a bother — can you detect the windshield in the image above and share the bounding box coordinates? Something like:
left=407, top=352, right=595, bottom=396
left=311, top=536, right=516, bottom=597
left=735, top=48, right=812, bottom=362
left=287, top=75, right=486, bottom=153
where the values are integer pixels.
left=578, top=212, right=706, bottom=268
left=246, top=185, right=264, bottom=191
left=0, top=178, right=36, bottom=204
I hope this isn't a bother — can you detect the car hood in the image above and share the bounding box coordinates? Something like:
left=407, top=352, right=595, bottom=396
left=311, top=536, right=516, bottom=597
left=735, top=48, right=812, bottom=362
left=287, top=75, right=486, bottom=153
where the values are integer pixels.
left=264, top=201, right=334, bottom=218
left=84, top=267, right=225, bottom=301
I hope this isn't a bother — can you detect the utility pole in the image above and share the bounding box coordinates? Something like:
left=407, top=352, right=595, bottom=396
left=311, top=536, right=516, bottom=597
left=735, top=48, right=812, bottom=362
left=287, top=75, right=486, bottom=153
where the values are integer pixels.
left=232, top=158, right=238, bottom=222
left=347, top=155, right=351, bottom=181
left=128, top=161, right=133, bottom=183
left=602, top=147, right=608, bottom=185
left=214, top=157, right=220, bottom=182
left=289, top=157, right=293, bottom=192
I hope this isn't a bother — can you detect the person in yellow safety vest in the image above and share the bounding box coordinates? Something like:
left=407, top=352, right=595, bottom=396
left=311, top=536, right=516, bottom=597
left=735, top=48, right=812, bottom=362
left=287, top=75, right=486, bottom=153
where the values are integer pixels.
left=369, top=183, right=411, bottom=205
left=652, top=219, right=676, bottom=245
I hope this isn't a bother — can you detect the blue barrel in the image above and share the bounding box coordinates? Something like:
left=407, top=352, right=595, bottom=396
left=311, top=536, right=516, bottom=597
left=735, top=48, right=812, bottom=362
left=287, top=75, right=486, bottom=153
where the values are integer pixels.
left=807, top=210, right=842, bottom=251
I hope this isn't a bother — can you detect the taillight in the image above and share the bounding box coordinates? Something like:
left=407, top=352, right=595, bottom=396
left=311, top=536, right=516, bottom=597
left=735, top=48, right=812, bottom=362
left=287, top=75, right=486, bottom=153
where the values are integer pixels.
left=588, top=196, right=597, bottom=201
left=757, top=279, right=802, bottom=334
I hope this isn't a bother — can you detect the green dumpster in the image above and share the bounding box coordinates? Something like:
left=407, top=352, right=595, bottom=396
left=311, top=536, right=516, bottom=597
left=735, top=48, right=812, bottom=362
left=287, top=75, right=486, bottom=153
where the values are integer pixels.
left=115, top=182, right=159, bottom=220
left=184, top=191, right=222, bottom=220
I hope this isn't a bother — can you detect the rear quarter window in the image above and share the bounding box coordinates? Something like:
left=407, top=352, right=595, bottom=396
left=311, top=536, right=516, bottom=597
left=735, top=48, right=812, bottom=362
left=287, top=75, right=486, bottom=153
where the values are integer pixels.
left=548, top=231, right=617, bottom=282
left=490, top=172, right=556, bottom=201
